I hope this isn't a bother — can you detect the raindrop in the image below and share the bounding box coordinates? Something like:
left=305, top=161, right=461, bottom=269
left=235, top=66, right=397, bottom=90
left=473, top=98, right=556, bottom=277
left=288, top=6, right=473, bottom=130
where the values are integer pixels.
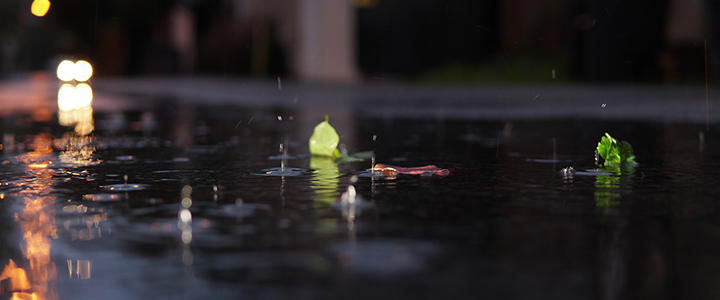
left=699, top=131, right=706, bottom=152
left=277, top=116, right=283, bottom=121
left=279, top=142, right=286, bottom=172
left=601, top=103, right=607, bottom=108
left=560, top=166, right=575, bottom=178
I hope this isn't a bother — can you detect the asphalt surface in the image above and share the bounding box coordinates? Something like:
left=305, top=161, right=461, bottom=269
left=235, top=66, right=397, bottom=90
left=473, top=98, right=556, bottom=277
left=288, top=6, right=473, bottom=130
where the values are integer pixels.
left=1, top=74, right=718, bottom=123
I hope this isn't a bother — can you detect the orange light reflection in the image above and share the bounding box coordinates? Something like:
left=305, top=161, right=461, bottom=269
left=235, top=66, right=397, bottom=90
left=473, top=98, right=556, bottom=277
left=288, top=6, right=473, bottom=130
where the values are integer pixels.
left=0, top=134, right=60, bottom=300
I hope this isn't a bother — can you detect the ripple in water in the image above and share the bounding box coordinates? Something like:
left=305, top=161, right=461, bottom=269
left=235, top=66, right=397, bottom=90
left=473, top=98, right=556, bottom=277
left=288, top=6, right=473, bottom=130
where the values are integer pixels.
left=101, top=175, right=149, bottom=192
left=253, top=167, right=307, bottom=177
left=356, top=169, right=394, bottom=178
left=101, top=183, right=149, bottom=192
left=573, top=169, right=615, bottom=176
left=83, top=193, right=125, bottom=202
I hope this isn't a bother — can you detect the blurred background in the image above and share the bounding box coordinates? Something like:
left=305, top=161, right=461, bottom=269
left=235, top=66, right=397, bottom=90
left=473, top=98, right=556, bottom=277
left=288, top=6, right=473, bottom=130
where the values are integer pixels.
left=0, top=0, right=716, bottom=84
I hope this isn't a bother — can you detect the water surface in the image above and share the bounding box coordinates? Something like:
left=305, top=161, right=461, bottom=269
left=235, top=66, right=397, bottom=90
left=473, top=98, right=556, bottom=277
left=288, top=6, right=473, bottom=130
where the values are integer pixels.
left=1, top=91, right=719, bottom=300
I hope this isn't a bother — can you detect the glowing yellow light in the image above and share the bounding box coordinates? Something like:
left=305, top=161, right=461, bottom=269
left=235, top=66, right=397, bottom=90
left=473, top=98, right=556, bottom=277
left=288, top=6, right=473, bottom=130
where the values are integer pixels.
left=31, top=0, right=50, bottom=17
left=73, top=60, right=93, bottom=82
left=74, top=83, right=93, bottom=108
left=0, top=259, right=31, bottom=291
left=56, top=60, right=75, bottom=81
left=57, top=83, right=76, bottom=111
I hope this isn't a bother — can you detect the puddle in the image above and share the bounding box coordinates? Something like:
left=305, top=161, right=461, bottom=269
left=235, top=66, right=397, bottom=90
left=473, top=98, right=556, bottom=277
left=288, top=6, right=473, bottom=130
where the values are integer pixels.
left=0, top=101, right=718, bottom=300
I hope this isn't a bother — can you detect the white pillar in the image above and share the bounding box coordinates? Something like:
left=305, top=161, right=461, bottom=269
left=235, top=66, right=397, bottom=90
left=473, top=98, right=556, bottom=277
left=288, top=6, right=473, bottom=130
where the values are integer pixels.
left=297, top=1, right=358, bottom=82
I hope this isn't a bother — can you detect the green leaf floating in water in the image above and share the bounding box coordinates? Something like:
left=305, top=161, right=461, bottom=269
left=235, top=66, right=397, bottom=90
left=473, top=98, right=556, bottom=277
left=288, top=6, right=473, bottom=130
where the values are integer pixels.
left=597, top=133, right=638, bottom=167
left=308, top=115, right=374, bottom=161
left=309, top=115, right=340, bottom=157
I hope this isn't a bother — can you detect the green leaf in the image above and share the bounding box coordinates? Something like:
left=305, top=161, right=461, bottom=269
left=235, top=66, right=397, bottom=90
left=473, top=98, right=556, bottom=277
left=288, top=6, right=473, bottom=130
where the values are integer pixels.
left=309, top=115, right=340, bottom=157
left=596, top=133, right=638, bottom=168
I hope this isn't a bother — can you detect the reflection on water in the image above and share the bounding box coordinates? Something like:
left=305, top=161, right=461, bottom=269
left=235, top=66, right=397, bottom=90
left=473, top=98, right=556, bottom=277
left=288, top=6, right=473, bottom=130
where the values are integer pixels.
left=67, top=260, right=91, bottom=280
left=57, top=82, right=93, bottom=136
left=309, top=156, right=340, bottom=205
left=1, top=97, right=101, bottom=298
left=3, top=95, right=720, bottom=299
left=2, top=135, right=60, bottom=300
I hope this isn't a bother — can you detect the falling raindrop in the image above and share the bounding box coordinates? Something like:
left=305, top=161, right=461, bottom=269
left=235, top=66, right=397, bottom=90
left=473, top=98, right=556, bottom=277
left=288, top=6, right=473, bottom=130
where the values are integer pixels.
left=601, top=103, right=607, bottom=108
left=595, top=150, right=600, bottom=166
left=560, top=166, right=575, bottom=178
left=279, top=142, right=286, bottom=172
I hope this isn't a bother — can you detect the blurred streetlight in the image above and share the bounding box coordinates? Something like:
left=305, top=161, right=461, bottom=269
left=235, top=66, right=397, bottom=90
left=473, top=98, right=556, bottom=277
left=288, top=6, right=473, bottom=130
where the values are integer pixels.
left=31, top=0, right=51, bottom=17
left=56, top=59, right=93, bottom=82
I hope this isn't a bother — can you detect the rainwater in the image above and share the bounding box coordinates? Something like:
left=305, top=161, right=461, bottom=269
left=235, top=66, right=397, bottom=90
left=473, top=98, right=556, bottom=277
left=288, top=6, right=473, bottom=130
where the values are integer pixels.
left=1, top=82, right=719, bottom=300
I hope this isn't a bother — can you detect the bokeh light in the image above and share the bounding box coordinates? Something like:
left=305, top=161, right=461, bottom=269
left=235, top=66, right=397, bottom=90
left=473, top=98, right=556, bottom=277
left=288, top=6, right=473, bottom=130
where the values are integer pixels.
left=57, top=60, right=94, bottom=82
left=58, top=83, right=94, bottom=135
left=74, top=60, right=93, bottom=82
left=74, top=83, right=93, bottom=108
left=57, top=83, right=76, bottom=111
left=56, top=60, right=75, bottom=82
left=30, top=0, right=50, bottom=17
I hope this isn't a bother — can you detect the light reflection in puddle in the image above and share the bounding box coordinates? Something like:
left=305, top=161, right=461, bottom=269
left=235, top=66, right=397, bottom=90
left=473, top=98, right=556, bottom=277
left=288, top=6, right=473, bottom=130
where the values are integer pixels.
left=66, top=260, right=91, bottom=280
left=101, top=184, right=150, bottom=192
left=83, top=193, right=124, bottom=202
left=1, top=136, right=61, bottom=299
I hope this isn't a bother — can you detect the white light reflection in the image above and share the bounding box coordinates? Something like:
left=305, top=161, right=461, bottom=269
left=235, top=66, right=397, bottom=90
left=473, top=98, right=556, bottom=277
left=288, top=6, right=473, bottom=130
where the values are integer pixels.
left=57, top=82, right=94, bottom=136
left=178, top=185, right=194, bottom=271
left=67, top=259, right=92, bottom=279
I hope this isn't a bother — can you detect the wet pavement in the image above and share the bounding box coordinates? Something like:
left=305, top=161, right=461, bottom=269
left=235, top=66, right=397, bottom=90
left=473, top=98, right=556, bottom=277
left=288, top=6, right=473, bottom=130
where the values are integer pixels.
left=1, top=75, right=720, bottom=299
